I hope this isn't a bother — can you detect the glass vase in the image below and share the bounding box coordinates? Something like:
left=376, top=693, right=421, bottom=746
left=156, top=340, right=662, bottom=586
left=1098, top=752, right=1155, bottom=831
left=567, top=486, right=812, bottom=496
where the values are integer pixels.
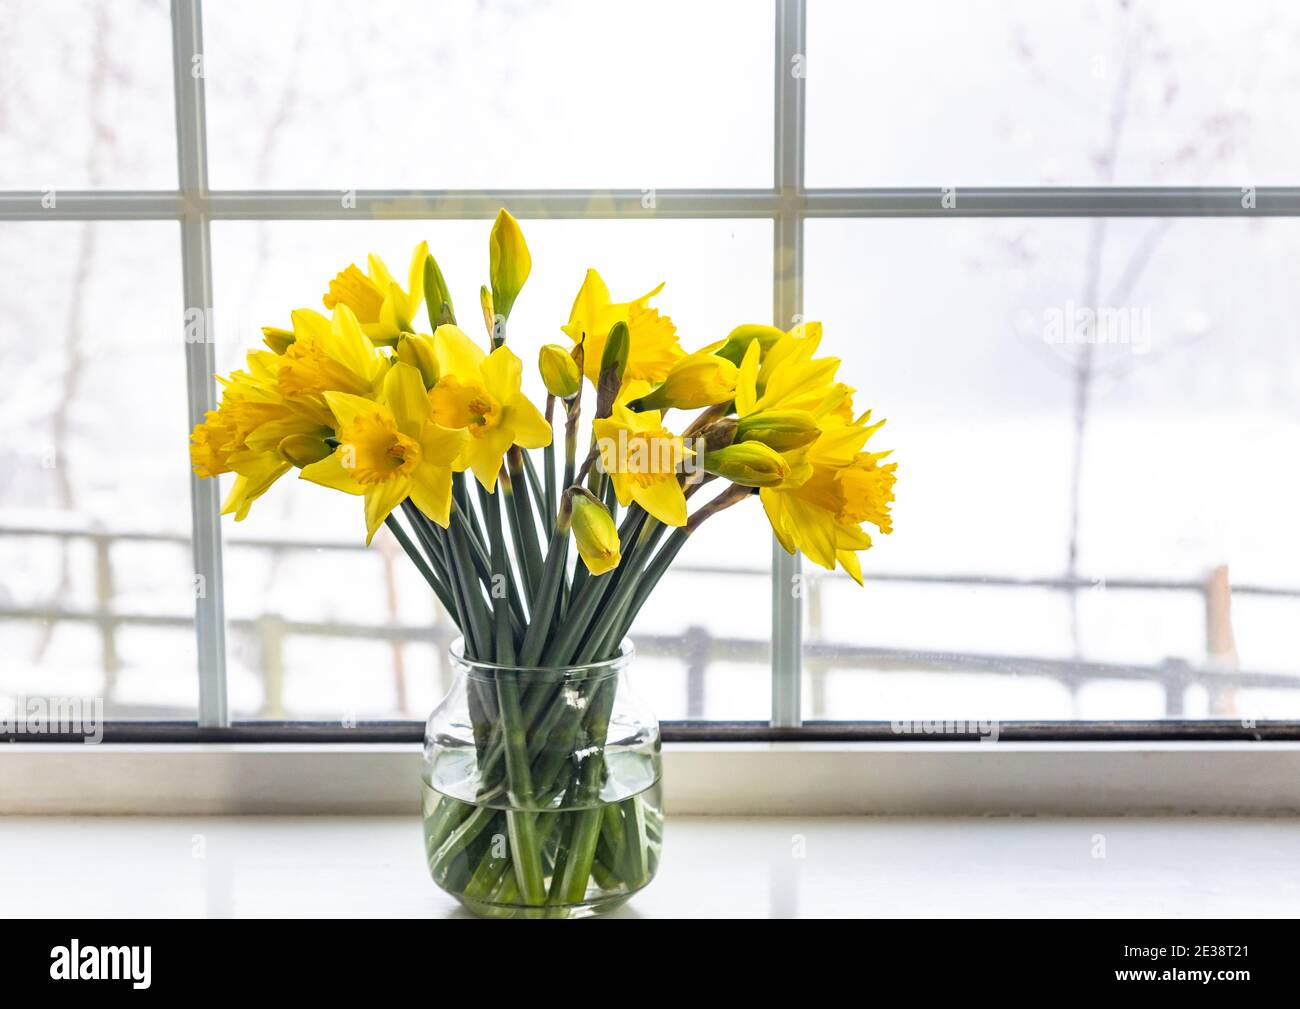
left=421, top=638, right=662, bottom=918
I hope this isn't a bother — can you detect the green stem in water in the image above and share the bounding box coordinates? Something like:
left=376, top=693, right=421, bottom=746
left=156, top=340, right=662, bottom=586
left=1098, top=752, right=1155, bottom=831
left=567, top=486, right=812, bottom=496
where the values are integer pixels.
left=496, top=670, right=547, bottom=905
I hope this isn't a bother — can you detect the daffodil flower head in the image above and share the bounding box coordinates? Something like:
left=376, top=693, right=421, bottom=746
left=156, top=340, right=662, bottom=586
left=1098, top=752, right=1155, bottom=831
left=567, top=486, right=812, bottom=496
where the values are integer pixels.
left=299, top=363, right=468, bottom=543
left=735, top=326, right=845, bottom=420
left=427, top=324, right=551, bottom=492
left=190, top=350, right=332, bottom=520
left=562, top=269, right=683, bottom=385
left=758, top=410, right=896, bottom=584
left=322, top=241, right=428, bottom=345
left=276, top=306, right=389, bottom=407
left=592, top=385, right=691, bottom=526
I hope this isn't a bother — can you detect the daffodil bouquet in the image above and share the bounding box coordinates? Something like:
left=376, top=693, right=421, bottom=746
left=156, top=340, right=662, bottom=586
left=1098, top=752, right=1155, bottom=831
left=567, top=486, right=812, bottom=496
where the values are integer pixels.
left=190, top=211, right=896, bottom=916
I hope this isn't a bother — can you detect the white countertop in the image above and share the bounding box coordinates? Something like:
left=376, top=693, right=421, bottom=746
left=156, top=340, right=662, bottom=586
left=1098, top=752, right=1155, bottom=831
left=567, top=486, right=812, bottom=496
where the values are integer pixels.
left=2, top=815, right=1296, bottom=917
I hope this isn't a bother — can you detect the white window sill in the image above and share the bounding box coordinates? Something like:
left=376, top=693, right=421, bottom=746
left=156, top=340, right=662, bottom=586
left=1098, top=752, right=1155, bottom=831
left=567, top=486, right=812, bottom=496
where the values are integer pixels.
left=1, top=813, right=1297, bottom=917
left=4, top=741, right=1300, bottom=815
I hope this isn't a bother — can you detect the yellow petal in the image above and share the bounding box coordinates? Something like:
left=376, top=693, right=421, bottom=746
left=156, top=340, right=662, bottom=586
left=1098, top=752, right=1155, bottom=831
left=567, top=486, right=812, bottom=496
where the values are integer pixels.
left=760, top=487, right=797, bottom=557
left=433, top=323, right=487, bottom=382
left=409, top=465, right=454, bottom=528
left=507, top=395, right=552, bottom=450
left=383, top=362, right=430, bottom=439
left=463, top=425, right=514, bottom=492
left=322, top=389, right=382, bottom=430
left=406, top=241, right=429, bottom=314
left=631, top=476, right=687, bottom=527
left=299, top=451, right=366, bottom=495
left=480, top=345, right=523, bottom=403
left=367, top=252, right=396, bottom=292
left=364, top=477, right=411, bottom=545
left=420, top=423, right=469, bottom=467
left=837, top=548, right=864, bottom=586
left=736, top=338, right=761, bottom=416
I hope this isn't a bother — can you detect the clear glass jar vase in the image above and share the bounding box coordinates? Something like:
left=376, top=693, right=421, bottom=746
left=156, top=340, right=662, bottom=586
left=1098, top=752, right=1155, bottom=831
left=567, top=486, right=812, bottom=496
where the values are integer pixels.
left=421, top=638, right=662, bottom=918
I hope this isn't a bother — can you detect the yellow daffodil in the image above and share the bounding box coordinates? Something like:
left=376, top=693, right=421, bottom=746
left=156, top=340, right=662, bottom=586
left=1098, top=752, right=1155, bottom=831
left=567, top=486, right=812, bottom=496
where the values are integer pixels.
left=190, top=350, right=332, bottom=520
left=630, top=345, right=738, bottom=412
left=592, top=382, right=690, bottom=526
left=276, top=305, right=390, bottom=410
left=300, top=363, right=468, bottom=543
left=322, top=241, right=428, bottom=345
left=567, top=489, right=621, bottom=575
left=729, top=334, right=895, bottom=581
left=735, top=322, right=847, bottom=419
left=561, top=269, right=682, bottom=385
left=759, top=412, right=896, bottom=583
left=427, top=324, right=552, bottom=492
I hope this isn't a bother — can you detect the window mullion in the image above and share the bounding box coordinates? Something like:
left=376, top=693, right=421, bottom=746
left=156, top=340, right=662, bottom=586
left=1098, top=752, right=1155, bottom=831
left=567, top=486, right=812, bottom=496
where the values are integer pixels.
left=771, top=0, right=806, bottom=728
left=172, top=0, right=228, bottom=727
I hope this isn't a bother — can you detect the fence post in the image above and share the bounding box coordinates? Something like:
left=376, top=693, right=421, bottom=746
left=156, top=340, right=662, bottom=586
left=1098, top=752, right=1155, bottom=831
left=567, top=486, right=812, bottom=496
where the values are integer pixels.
left=1204, top=564, right=1239, bottom=716
left=684, top=625, right=710, bottom=719
left=92, top=531, right=120, bottom=705
left=257, top=614, right=285, bottom=718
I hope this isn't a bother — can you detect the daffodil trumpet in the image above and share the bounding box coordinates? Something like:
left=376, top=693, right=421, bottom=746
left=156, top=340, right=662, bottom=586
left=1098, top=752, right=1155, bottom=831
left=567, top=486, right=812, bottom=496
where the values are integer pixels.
left=187, top=210, right=897, bottom=919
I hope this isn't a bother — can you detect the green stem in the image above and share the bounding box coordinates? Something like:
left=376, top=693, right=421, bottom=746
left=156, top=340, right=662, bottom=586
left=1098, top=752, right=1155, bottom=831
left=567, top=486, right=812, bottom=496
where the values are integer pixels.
left=507, top=449, right=545, bottom=599
left=496, top=671, right=547, bottom=905
left=543, top=395, right=558, bottom=529
left=383, top=512, right=456, bottom=619
left=517, top=528, right=569, bottom=667
left=447, top=497, right=493, bottom=660
left=482, top=483, right=516, bottom=664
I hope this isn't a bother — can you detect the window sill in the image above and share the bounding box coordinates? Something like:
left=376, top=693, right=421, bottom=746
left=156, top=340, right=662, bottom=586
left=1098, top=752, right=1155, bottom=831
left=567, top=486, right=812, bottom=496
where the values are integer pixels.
left=1, top=812, right=1297, bottom=917
left=4, top=741, right=1300, bottom=815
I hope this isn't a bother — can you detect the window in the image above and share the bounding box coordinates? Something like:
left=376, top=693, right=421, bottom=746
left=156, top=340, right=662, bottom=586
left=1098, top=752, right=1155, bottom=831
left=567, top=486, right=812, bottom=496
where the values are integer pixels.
left=2, top=0, right=1297, bottom=739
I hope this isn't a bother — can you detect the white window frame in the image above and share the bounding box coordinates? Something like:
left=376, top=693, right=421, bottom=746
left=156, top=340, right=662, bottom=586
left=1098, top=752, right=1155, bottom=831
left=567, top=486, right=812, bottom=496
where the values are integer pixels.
left=2, top=0, right=1299, bottom=737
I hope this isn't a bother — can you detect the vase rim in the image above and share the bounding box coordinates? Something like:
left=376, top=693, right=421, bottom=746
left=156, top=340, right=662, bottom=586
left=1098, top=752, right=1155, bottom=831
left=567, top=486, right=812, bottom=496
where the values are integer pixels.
left=446, top=636, right=635, bottom=676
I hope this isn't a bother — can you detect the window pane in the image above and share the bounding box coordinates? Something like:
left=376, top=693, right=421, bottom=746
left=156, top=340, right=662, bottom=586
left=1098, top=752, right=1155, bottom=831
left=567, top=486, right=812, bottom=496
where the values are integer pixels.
left=804, top=217, right=1300, bottom=722
left=211, top=218, right=772, bottom=720
left=808, top=0, right=1300, bottom=186
left=203, top=0, right=773, bottom=189
left=0, top=222, right=196, bottom=721
left=0, top=0, right=177, bottom=189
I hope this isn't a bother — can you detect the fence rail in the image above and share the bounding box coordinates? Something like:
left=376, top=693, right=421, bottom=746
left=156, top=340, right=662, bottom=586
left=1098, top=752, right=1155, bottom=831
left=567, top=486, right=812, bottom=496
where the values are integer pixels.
left=2, top=524, right=1298, bottom=719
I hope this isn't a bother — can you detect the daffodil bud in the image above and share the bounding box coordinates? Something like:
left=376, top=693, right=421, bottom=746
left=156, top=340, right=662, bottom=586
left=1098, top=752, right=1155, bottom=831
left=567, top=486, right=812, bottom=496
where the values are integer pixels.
left=262, top=326, right=295, bottom=355
left=696, top=417, right=738, bottom=454
left=566, top=487, right=621, bottom=575
left=479, top=285, right=502, bottom=347
left=716, top=324, right=784, bottom=366
left=277, top=434, right=332, bottom=468
left=423, top=252, right=456, bottom=329
left=595, top=321, right=630, bottom=419
left=539, top=343, right=581, bottom=399
left=702, top=441, right=798, bottom=488
left=395, top=332, right=439, bottom=389
left=633, top=354, right=738, bottom=412
left=735, top=410, right=821, bottom=452
left=489, top=208, right=531, bottom=321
